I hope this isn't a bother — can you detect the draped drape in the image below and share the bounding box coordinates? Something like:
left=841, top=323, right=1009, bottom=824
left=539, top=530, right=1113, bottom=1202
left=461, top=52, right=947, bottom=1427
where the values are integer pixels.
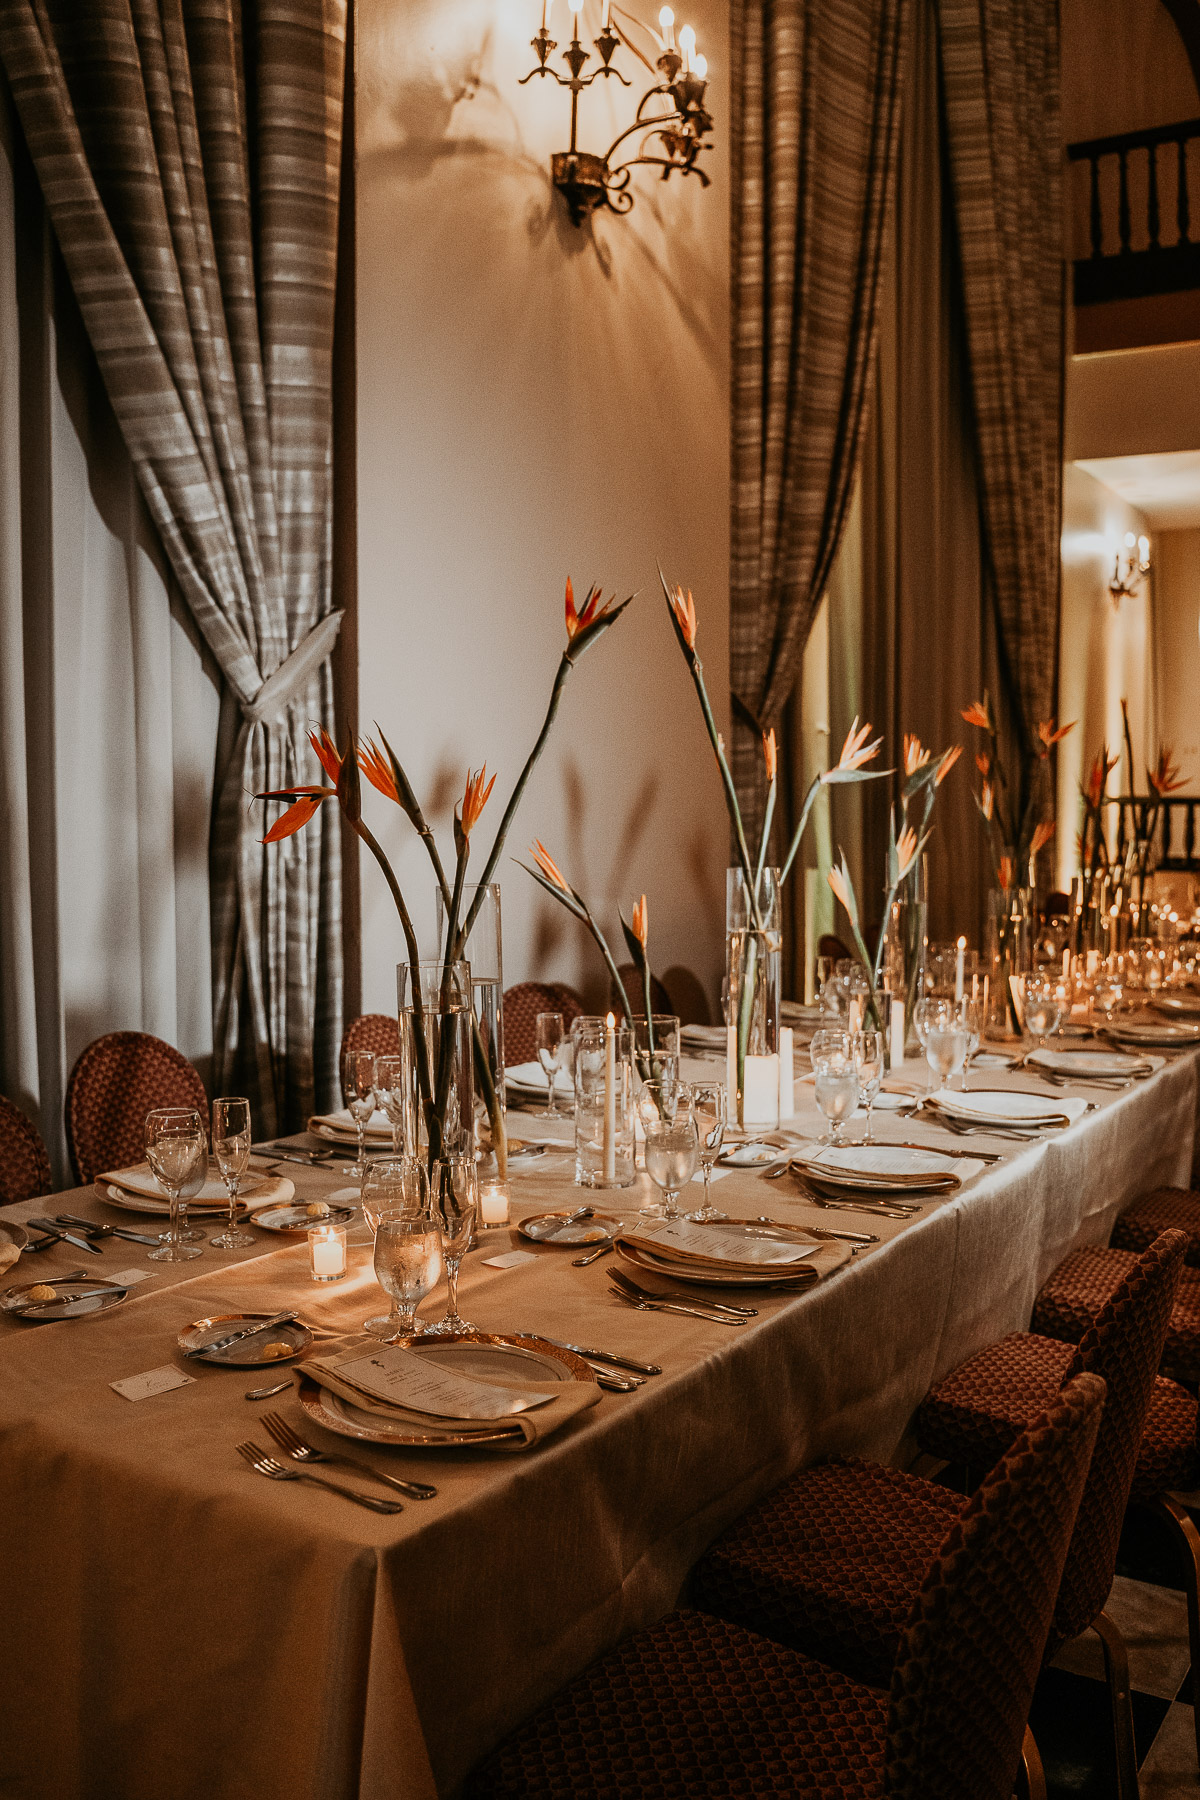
left=935, top=0, right=1065, bottom=770
left=729, top=0, right=910, bottom=838
left=0, top=0, right=347, bottom=1135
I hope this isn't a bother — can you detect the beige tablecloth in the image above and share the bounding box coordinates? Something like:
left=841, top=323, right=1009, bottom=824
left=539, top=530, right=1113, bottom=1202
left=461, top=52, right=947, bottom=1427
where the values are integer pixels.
left=0, top=1050, right=1195, bottom=1800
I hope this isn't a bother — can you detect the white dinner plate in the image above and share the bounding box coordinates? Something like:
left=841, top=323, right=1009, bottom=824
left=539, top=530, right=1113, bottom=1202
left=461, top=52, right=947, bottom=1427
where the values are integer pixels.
left=799, top=1144, right=961, bottom=1184
left=855, top=1090, right=913, bottom=1114
left=1151, top=993, right=1200, bottom=1017
left=615, top=1236, right=850, bottom=1288
left=3, top=1276, right=127, bottom=1321
left=928, top=1088, right=1067, bottom=1125
left=1027, top=1049, right=1159, bottom=1077
left=96, top=1181, right=246, bottom=1217
left=1104, top=1020, right=1200, bottom=1047
left=718, top=1142, right=782, bottom=1168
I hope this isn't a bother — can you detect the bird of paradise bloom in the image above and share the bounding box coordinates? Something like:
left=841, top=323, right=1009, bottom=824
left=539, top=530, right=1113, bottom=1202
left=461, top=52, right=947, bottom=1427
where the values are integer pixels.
left=258, top=729, right=342, bottom=843
left=935, top=745, right=963, bottom=785
left=1085, top=748, right=1118, bottom=809
left=894, top=826, right=920, bottom=882
left=1148, top=749, right=1188, bottom=796
left=1037, top=718, right=1075, bottom=753
left=564, top=576, right=618, bottom=643
left=762, top=728, right=778, bottom=782
left=903, top=734, right=931, bottom=777
left=667, top=584, right=698, bottom=650
left=358, top=735, right=401, bottom=803
left=458, top=766, right=497, bottom=837
left=826, top=716, right=882, bottom=779
left=961, top=699, right=992, bottom=731
left=631, top=894, right=648, bottom=948
left=530, top=839, right=572, bottom=893
left=1030, top=820, right=1056, bottom=857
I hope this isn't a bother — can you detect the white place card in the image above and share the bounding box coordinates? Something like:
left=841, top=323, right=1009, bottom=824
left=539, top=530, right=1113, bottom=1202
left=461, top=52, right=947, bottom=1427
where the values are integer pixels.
left=633, top=1219, right=815, bottom=1266
left=110, top=1267, right=153, bottom=1287
left=334, top=1344, right=554, bottom=1418
left=482, top=1249, right=538, bottom=1269
left=111, top=1366, right=196, bottom=1402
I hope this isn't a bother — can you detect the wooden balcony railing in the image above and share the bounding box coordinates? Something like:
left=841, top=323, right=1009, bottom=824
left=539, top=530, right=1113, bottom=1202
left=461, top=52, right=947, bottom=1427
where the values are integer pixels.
left=1104, top=795, right=1200, bottom=871
left=1068, top=119, right=1200, bottom=305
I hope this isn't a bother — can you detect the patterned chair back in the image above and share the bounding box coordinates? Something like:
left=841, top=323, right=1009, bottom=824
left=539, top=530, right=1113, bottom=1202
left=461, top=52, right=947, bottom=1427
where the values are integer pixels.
left=885, top=1371, right=1106, bottom=1800
left=502, top=983, right=584, bottom=1067
left=1050, top=1227, right=1187, bottom=1645
left=339, top=1014, right=401, bottom=1100
left=0, top=1094, right=52, bottom=1204
left=65, top=1032, right=209, bottom=1185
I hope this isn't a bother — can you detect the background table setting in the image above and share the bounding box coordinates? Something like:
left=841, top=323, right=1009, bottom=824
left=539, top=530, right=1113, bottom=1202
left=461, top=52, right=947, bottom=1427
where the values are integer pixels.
left=0, top=1023, right=1198, bottom=1800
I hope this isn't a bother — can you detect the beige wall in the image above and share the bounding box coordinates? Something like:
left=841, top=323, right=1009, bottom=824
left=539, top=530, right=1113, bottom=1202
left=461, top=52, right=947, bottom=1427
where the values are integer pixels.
left=354, top=0, right=731, bottom=1014
left=1062, top=0, right=1196, bottom=145
left=1059, top=464, right=1154, bottom=882
left=1152, top=529, right=1200, bottom=788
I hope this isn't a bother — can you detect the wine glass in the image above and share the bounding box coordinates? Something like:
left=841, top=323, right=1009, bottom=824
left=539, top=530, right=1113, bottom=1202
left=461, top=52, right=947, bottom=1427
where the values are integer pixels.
left=535, top=1012, right=566, bottom=1117
left=643, top=1088, right=698, bottom=1222
left=1023, top=973, right=1063, bottom=1048
left=361, top=1157, right=429, bottom=1235
left=957, top=996, right=983, bottom=1090
left=342, top=1048, right=378, bottom=1181
left=366, top=1211, right=443, bottom=1341
left=425, top=1157, right=479, bottom=1336
left=920, top=998, right=968, bottom=1091
left=171, top=1150, right=209, bottom=1243
left=685, top=1083, right=727, bottom=1222
left=1092, top=959, right=1124, bottom=1027
left=810, top=1031, right=859, bottom=1144
left=913, top=998, right=944, bottom=1094
left=210, top=1096, right=255, bottom=1248
left=373, top=1055, right=408, bottom=1154
left=815, top=955, right=836, bottom=1015
left=144, top=1108, right=206, bottom=1262
left=851, top=1030, right=884, bottom=1143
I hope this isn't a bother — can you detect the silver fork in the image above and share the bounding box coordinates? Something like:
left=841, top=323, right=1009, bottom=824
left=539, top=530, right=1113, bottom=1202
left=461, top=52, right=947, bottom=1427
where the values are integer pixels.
left=609, top=1286, right=749, bottom=1325
left=234, top=1440, right=403, bottom=1512
left=608, top=1268, right=757, bottom=1318
left=259, top=1413, right=438, bottom=1499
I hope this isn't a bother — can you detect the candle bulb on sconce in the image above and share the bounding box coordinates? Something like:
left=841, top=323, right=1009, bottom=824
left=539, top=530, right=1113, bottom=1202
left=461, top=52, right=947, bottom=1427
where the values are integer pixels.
left=678, top=23, right=695, bottom=71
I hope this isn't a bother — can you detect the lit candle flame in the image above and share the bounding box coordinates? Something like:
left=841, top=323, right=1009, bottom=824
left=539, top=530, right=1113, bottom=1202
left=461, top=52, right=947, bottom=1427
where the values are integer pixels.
left=693, top=51, right=707, bottom=76
left=658, top=5, right=675, bottom=48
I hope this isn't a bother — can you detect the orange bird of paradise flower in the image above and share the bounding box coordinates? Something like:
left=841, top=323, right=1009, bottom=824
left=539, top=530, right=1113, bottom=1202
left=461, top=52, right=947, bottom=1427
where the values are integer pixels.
left=895, top=826, right=920, bottom=881
left=667, top=584, right=698, bottom=649
left=1030, top=820, right=1056, bottom=857
left=259, top=729, right=342, bottom=843
left=935, top=745, right=963, bottom=785
left=762, top=728, right=778, bottom=782
left=961, top=699, right=992, bottom=731
left=1037, top=718, right=1075, bottom=753
left=826, top=716, right=882, bottom=778
left=357, top=735, right=400, bottom=803
left=1085, top=748, right=1118, bottom=809
left=564, top=576, right=616, bottom=643
left=631, top=894, right=649, bottom=948
left=530, top=840, right=571, bottom=893
left=458, top=765, right=497, bottom=837
left=903, top=734, right=931, bottom=777
left=1148, top=749, right=1188, bottom=796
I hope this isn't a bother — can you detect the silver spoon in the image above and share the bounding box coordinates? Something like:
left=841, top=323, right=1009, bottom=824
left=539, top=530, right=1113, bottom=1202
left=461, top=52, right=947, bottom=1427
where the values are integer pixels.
left=245, top=1377, right=294, bottom=1400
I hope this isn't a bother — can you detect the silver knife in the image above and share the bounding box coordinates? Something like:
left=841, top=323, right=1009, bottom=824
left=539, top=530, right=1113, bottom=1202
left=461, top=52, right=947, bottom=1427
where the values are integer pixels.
left=516, top=1332, right=662, bottom=1376
left=11, top=1280, right=132, bottom=1314
left=186, top=1311, right=298, bottom=1356
left=56, top=1215, right=162, bottom=1246
left=27, top=1217, right=103, bottom=1255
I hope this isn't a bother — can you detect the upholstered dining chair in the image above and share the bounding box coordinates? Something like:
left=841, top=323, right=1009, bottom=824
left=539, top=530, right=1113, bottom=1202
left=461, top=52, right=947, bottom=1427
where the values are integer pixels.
left=338, top=1014, right=401, bottom=1101
left=0, top=1094, right=52, bottom=1204
left=1033, top=1239, right=1200, bottom=1384
left=65, top=1032, right=210, bottom=1186
left=1111, top=1183, right=1200, bottom=1263
left=692, top=1232, right=1184, bottom=1800
left=465, top=1375, right=1106, bottom=1800
left=501, top=982, right=583, bottom=1067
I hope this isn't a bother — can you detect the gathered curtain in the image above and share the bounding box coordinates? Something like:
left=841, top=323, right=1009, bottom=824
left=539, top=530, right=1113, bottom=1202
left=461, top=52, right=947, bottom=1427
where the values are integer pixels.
left=0, top=0, right=347, bottom=1135
left=729, top=0, right=910, bottom=841
left=935, top=0, right=1065, bottom=772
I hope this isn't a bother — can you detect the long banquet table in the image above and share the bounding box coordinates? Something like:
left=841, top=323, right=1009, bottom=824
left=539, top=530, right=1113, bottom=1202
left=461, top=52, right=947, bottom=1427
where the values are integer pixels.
left=1, top=1048, right=1197, bottom=1800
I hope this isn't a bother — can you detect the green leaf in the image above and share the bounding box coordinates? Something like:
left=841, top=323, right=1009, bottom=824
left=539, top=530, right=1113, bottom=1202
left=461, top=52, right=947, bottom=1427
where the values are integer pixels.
left=823, top=764, right=892, bottom=787
left=517, top=861, right=590, bottom=922
left=621, top=915, right=647, bottom=972
left=374, top=724, right=423, bottom=824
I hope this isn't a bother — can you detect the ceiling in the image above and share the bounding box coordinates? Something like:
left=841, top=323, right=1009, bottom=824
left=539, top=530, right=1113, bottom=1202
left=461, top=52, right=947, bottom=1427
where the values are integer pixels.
left=1075, top=450, right=1200, bottom=528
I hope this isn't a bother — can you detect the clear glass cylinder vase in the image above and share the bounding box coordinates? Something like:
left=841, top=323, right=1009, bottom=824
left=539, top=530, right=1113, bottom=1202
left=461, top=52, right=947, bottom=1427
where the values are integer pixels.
left=574, top=1019, right=635, bottom=1187
left=396, top=959, right=475, bottom=1163
left=883, top=890, right=928, bottom=1047
left=985, top=890, right=1033, bottom=1035
left=436, top=882, right=507, bottom=1173
left=726, top=867, right=782, bottom=1130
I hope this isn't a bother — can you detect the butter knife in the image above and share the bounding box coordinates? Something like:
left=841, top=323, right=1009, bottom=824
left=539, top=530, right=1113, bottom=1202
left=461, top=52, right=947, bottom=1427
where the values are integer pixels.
left=27, top=1217, right=103, bottom=1255
left=515, top=1332, right=662, bottom=1376
left=186, top=1311, right=299, bottom=1356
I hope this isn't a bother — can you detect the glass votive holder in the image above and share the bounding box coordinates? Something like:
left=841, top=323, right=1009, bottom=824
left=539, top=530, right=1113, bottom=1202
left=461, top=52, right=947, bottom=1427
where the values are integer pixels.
left=308, top=1222, right=347, bottom=1282
left=478, top=1177, right=510, bottom=1228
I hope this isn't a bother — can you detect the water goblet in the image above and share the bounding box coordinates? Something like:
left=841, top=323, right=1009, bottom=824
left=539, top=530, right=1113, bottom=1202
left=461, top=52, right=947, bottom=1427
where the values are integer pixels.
left=685, top=1082, right=727, bottom=1222
left=1092, top=959, right=1124, bottom=1027
left=366, top=1211, right=443, bottom=1341
left=643, top=1089, right=698, bottom=1221
left=920, top=998, right=968, bottom=1091
left=210, top=1096, right=255, bottom=1248
left=851, top=1030, right=884, bottom=1143
left=361, top=1157, right=429, bottom=1235
left=144, top=1108, right=206, bottom=1262
left=535, top=1012, right=566, bottom=1117
left=373, top=1055, right=408, bottom=1154
left=956, top=995, right=983, bottom=1089
left=171, top=1152, right=210, bottom=1243
left=342, top=1048, right=378, bottom=1181
left=811, top=1032, right=859, bottom=1145
left=425, top=1156, right=479, bottom=1335
left=1023, top=973, right=1063, bottom=1048
left=815, top=954, right=836, bottom=1014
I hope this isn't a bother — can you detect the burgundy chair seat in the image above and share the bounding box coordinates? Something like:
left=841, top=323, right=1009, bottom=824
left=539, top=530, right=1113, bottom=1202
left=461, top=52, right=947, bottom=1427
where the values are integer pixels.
left=0, top=1094, right=52, bottom=1205
left=1128, top=1376, right=1200, bottom=1500
left=691, top=1457, right=963, bottom=1687
left=1111, top=1187, right=1200, bottom=1264
left=65, top=1032, right=209, bottom=1185
left=339, top=1014, right=401, bottom=1101
left=467, top=1610, right=889, bottom=1799
left=1034, top=1244, right=1200, bottom=1385
left=502, top=982, right=583, bottom=1067
left=916, top=1330, right=1073, bottom=1469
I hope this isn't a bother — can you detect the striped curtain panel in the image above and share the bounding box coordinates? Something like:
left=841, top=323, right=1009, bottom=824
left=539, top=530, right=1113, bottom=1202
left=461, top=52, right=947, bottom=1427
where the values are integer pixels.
left=729, top=0, right=910, bottom=836
left=0, top=0, right=348, bottom=1134
left=936, top=0, right=1065, bottom=758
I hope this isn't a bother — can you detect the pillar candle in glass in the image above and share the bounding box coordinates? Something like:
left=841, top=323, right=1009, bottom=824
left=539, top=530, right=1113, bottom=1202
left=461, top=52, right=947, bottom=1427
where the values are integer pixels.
left=309, top=1223, right=347, bottom=1282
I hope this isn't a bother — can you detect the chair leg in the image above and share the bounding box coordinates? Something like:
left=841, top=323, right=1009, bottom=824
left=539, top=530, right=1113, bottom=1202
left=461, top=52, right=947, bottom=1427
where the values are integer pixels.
left=1092, top=1609, right=1140, bottom=1800
left=1015, top=1725, right=1047, bottom=1800
left=1152, top=1493, right=1200, bottom=1773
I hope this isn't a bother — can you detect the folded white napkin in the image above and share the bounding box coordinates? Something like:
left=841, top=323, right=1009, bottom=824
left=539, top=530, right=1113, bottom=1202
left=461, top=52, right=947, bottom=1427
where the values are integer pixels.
left=505, top=1062, right=574, bottom=1097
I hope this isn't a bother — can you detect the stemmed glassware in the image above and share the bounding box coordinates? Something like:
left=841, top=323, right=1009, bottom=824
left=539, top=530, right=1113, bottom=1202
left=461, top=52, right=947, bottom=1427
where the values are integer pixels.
left=173, top=1154, right=209, bottom=1243
left=809, top=1030, right=859, bottom=1145
left=1023, top=973, right=1063, bottom=1047
left=360, top=1157, right=429, bottom=1236
left=366, top=1209, right=443, bottom=1341
left=957, top=995, right=983, bottom=1089
left=1091, top=959, right=1124, bottom=1028
left=426, top=1156, right=479, bottom=1335
left=342, top=1048, right=378, bottom=1181
left=144, top=1108, right=207, bottom=1262
left=640, top=1080, right=698, bottom=1221
left=685, top=1082, right=727, bottom=1222
left=851, top=1030, right=884, bottom=1143
left=535, top=1012, right=566, bottom=1117
left=373, top=1055, right=408, bottom=1154
left=918, top=998, right=968, bottom=1090
left=210, top=1096, right=255, bottom=1248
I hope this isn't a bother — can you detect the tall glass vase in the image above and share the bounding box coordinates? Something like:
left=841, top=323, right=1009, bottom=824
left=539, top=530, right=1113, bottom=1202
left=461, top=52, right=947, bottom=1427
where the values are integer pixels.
left=397, top=960, right=475, bottom=1165
left=725, top=868, right=782, bottom=1129
left=883, top=868, right=928, bottom=1049
left=985, top=889, right=1032, bottom=1036
left=437, top=882, right=507, bottom=1177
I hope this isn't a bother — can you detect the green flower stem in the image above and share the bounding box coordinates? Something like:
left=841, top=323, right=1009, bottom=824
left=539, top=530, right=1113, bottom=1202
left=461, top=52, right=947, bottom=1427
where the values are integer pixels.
left=356, top=820, right=437, bottom=1150
left=685, top=650, right=761, bottom=927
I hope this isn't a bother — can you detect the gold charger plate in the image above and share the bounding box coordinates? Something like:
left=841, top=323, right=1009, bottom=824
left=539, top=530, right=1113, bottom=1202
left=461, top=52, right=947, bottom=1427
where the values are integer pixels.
left=297, top=1331, right=591, bottom=1448
left=614, top=1234, right=851, bottom=1289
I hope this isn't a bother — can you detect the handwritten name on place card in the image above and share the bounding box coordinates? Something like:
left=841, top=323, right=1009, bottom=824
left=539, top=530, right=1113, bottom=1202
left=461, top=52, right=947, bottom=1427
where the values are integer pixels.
left=111, top=1366, right=196, bottom=1403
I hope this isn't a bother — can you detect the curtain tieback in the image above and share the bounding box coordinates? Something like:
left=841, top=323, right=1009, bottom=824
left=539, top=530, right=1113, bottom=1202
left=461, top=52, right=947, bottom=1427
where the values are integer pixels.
left=240, top=612, right=345, bottom=726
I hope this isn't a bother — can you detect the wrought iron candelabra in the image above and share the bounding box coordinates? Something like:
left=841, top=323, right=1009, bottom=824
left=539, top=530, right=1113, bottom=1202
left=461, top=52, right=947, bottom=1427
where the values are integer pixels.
left=520, top=1, right=713, bottom=225
left=1109, top=531, right=1151, bottom=608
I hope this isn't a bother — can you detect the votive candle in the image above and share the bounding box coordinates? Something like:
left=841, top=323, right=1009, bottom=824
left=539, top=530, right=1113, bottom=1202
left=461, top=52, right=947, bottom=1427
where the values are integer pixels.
left=309, top=1223, right=347, bottom=1282
left=480, top=1179, right=510, bottom=1227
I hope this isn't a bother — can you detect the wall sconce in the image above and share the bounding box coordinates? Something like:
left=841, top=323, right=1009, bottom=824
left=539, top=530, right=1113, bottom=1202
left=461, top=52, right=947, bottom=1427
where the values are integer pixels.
left=520, top=0, right=713, bottom=225
left=1109, top=531, right=1151, bottom=608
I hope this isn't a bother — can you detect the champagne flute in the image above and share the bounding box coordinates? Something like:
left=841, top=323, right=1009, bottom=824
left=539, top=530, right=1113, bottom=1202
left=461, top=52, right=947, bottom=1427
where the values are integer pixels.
left=367, top=1212, right=443, bottom=1341
left=685, top=1082, right=727, bottom=1222
left=644, top=1090, right=698, bottom=1221
left=373, top=1055, right=408, bottom=1155
left=957, top=995, right=982, bottom=1090
left=535, top=1012, right=566, bottom=1117
left=425, top=1156, right=479, bottom=1335
left=210, top=1096, right=255, bottom=1248
left=342, top=1048, right=378, bottom=1181
left=144, top=1108, right=206, bottom=1263
left=851, top=1030, right=884, bottom=1143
